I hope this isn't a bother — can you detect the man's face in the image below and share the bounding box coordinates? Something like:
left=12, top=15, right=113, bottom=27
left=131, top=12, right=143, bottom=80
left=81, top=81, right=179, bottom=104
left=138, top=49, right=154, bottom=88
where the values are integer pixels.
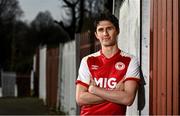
left=95, top=20, right=119, bottom=47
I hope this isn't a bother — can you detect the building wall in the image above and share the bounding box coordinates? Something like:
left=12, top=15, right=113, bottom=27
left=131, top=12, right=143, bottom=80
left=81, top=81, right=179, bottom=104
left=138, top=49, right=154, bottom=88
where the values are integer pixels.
left=150, top=0, right=179, bottom=114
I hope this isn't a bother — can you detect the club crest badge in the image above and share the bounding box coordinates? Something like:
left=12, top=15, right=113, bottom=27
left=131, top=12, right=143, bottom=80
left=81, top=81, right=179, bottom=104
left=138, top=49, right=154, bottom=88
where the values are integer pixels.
left=115, top=62, right=125, bottom=70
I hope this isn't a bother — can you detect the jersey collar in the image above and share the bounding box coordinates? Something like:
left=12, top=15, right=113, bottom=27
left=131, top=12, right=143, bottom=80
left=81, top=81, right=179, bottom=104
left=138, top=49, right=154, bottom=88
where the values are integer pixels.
left=100, top=49, right=121, bottom=62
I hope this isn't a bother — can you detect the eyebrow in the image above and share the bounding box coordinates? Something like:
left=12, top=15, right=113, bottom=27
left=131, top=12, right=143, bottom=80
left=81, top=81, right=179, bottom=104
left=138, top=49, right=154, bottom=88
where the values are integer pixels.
left=97, top=25, right=115, bottom=30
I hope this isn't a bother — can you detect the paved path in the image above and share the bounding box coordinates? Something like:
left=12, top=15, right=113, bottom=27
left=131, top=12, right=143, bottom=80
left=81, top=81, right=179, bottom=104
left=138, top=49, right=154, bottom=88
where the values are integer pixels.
left=0, top=97, right=61, bottom=115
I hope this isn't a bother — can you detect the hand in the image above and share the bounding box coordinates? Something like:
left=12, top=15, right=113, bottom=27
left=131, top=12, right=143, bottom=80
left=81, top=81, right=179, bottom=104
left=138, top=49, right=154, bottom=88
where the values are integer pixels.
left=115, top=78, right=124, bottom=91
left=89, top=77, right=96, bottom=86
left=88, top=85, right=95, bottom=94
left=88, top=77, right=96, bottom=94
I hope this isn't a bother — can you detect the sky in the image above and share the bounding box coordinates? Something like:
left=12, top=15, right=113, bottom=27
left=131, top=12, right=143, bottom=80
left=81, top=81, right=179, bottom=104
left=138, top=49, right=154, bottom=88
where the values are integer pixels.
left=18, top=0, right=63, bottom=22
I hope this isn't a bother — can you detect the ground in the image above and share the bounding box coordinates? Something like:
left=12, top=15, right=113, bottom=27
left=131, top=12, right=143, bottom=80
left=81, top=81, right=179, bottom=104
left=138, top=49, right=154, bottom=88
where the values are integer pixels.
left=0, top=97, right=65, bottom=115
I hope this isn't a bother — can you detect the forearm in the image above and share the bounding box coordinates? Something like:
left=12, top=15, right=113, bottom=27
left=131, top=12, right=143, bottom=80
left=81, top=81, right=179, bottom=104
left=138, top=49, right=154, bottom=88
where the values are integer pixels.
left=89, top=86, right=127, bottom=105
left=76, top=83, right=106, bottom=106
left=76, top=90, right=105, bottom=106
left=89, top=84, right=137, bottom=106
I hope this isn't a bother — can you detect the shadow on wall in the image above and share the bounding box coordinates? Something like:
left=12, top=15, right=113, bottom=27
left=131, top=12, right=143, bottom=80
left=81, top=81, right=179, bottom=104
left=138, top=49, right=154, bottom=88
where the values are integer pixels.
left=138, top=69, right=146, bottom=115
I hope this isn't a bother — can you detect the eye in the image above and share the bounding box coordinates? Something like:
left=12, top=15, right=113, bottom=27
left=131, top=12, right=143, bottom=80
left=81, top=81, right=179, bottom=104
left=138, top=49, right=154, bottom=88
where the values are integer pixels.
left=97, top=28, right=104, bottom=32
left=107, top=27, right=114, bottom=31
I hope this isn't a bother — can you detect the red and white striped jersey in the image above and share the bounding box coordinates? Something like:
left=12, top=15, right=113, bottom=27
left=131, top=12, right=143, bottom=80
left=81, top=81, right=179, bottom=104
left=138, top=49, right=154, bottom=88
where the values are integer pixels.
left=76, top=49, right=140, bottom=115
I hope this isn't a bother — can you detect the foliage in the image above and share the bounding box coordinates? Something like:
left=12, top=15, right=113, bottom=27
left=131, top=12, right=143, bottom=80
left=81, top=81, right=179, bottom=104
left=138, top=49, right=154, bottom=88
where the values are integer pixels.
left=0, top=0, right=23, bottom=21
left=8, top=11, right=70, bottom=73
left=30, top=11, right=70, bottom=45
left=0, top=0, right=23, bottom=71
left=0, top=10, right=71, bottom=72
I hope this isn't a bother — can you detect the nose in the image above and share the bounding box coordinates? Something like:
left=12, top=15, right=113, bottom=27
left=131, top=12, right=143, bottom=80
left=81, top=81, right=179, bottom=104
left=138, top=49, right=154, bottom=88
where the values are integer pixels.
left=103, top=29, right=108, bottom=36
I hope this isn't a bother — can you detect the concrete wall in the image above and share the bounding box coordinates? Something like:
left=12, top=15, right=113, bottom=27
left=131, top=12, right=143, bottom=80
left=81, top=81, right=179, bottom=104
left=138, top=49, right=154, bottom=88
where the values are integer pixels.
left=116, top=0, right=150, bottom=115
left=140, top=0, right=150, bottom=115
left=37, top=41, right=77, bottom=114
left=39, top=46, right=47, bottom=104
left=118, top=0, right=140, bottom=58
left=58, top=40, right=76, bottom=115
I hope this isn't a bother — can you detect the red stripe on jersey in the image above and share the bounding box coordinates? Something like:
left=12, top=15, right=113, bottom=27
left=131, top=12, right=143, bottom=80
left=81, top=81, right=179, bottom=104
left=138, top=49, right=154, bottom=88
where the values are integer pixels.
left=76, top=80, right=89, bottom=88
left=123, top=77, right=141, bottom=84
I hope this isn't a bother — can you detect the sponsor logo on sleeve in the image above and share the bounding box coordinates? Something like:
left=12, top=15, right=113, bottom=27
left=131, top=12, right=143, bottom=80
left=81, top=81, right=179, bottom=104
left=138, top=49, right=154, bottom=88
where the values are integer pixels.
left=91, top=65, right=99, bottom=70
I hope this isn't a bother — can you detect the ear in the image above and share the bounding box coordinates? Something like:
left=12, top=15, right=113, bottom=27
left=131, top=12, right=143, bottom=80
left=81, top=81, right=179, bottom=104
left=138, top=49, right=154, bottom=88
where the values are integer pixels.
left=95, top=32, right=99, bottom=40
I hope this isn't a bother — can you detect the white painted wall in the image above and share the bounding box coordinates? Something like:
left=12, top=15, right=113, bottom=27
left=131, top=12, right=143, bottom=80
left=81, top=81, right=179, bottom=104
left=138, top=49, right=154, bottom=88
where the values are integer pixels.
left=37, top=42, right=77, bottom=114
left=117, top=0, right=150, bottom=115
left=117, top=0, right=140, bottom=115
left=39, top=46, right=47, bottom=104
left=118, top=0, right=140, bottom=58
left=140, top=0, right=150, bottom=115
left=58, top=40, right=76, bottom=115
left=30, top=70, right=34, bottom=95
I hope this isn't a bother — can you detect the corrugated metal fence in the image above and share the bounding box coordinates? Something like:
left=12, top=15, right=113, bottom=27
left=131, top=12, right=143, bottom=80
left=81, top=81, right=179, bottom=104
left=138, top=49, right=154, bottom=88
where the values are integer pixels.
left=150, top=0, right=179, bottom=114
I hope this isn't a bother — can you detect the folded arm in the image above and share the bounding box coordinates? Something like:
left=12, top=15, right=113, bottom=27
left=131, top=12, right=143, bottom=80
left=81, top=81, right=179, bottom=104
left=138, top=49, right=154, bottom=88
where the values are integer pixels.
left=88, top=79, right=139, bottom=106
left=76, top=78, right=125, bottom=106
left=76, top=84, right=105, bottom=106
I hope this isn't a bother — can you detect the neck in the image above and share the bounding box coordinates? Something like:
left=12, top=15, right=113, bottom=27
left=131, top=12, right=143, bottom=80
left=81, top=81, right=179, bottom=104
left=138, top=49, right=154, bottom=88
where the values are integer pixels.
left=101, top=45, right=119, bottom=58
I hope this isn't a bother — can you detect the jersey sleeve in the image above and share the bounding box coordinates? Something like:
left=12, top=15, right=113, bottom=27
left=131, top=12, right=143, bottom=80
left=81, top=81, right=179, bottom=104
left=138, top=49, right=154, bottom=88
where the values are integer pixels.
left=76, top=57, right=91, bottom=88
left=124, top=56, right=140, bottom=82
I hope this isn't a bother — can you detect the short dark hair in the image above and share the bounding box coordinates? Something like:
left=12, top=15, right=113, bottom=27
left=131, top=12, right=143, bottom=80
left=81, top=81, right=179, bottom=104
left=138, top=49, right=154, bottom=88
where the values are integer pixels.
left=93, top=13, right=119, bottom=32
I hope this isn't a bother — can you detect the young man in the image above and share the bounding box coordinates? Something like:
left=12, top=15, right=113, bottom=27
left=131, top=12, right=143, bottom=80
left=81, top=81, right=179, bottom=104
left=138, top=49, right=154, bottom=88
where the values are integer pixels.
left=76, top=13, right=140, bottom=115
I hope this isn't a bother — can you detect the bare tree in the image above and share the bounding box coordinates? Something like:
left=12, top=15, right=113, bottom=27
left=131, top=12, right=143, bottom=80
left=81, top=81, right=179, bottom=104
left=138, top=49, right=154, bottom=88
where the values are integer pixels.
left=56, top=0, right=112, bottom=40
left=0, top=0, right=23, bottom=22
left=77, top=0, right=111, bottom=32
left=56, top=0, right=79, bottom=39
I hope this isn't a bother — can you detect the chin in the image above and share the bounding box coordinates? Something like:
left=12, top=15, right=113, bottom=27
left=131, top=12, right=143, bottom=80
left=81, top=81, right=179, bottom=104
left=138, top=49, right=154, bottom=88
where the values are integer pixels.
left=103, top=43, right=116, bottom=47
left=102, top=41, right=114, bottom=45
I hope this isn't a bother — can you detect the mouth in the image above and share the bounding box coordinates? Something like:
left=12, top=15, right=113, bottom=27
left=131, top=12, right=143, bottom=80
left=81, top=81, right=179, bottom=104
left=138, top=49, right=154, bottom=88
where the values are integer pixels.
left=103, top=37, right=111, bottom=40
